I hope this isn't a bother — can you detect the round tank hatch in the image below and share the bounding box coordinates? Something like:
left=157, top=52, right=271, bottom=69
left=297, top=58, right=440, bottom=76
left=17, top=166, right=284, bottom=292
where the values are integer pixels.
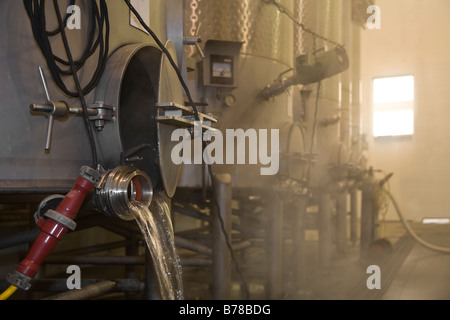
left=93, top=42, right=184, bottom=198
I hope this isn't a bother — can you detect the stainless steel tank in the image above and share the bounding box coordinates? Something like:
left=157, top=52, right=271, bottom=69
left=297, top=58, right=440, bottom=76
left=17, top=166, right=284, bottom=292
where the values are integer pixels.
left=293, top=0, right=362, bottom=189
left=0, top=0, right=181, bottom=195
left=181, top=0, right=300, bottom=188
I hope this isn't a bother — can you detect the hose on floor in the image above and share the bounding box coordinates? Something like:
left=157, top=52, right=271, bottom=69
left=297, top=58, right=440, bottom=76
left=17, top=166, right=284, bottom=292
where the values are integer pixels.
left=384, top=189, right=450, bottom=254
left=0, top=285, right=17, bottom=300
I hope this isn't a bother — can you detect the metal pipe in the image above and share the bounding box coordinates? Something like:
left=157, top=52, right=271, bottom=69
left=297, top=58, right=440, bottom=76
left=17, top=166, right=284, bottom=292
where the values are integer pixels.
left=267, top=195, right=283, bottom=300
left=51, top=240, right=131, bottom=257
left=144, top=248, right=161, bottom=300
left=126, top=236, right=140, bottom=280
left=175, top=227, right=212, bottom=241
left=360, top=175, right=377, bottom=259
left=0, top=228, right=40, bottom=250
left=292, top=196, right=308, bottom=292
left=319, top=193, right=333, bottom=269
left=336, top=190, right=348, bottom=253
left=44, top=255, right=145, bottom=265
left=232, top=223, right=266, bottom=238
left=175, top=236, right=212, bottom=256
left=181, top=257, right=212, bottom=267
left=29, top=103, right=98, bottom=117
left=95, top=166, right=153, bottom=221
left=173, top=205, right=212, bottom=222
left=45, top=255, right=211, bottom=268
left=30, top=279, right=144, bottom=293
left=75, top=214, right=138, bottom=238
left=350, top=189, right=359, bottom=246
left=43, top=281, right=117, bottom=300
left=232, top=241, right=252, bottom=251
left=211, top=173, right=232, bottom=300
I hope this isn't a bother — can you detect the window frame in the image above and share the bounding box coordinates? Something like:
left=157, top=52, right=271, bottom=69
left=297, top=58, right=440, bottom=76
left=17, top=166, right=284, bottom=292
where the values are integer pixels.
left=372, top=75, right=416, bottom=139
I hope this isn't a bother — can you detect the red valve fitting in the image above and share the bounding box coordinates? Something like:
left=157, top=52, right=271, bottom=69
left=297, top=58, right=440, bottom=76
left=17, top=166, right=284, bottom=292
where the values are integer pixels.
left=7, top=166, right=101, bottom=291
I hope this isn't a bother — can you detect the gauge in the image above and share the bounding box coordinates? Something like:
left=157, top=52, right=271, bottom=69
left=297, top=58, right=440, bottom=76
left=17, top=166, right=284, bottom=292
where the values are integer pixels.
left=210, top=55, right=234, bottom=85
left=212, top=62, right=232, bottom=78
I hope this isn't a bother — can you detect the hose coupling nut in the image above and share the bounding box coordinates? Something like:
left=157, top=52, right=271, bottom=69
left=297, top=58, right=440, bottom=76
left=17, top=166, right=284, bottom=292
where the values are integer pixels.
left=80, top=166, right=102, bottom=185
left=6, top=271, right=32, bottom=291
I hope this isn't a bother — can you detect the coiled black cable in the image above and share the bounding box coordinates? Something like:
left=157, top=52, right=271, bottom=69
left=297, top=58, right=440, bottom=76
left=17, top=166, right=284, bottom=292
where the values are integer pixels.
left=23, top=0, right=110, bottom=98
left=23, top=0, right=110, bottom=167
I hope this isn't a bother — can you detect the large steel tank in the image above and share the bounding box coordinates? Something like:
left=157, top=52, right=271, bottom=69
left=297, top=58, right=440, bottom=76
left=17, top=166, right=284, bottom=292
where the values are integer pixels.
left=180, top=0, right=301, bottom=188
left=292, top=0, right=362, bottom=189
left=0, top=0, right=184, bottom=197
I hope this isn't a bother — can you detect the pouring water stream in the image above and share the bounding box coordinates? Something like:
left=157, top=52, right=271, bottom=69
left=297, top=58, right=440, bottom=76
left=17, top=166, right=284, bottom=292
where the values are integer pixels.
left=130, top=194, right=184, bottom=300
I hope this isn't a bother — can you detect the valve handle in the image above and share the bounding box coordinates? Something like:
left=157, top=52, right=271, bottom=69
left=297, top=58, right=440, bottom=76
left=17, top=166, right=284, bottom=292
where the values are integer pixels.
left=45, top=115, right=54, bottom=152
left=184, top=22, right=205, bottom=60
left=30, top=67, right=102, bottom=150
left=32, top=67, right=70, bottom=152
left=37, top=66, right=56, bottom=152
left=38, top=66, right=51, bottom=103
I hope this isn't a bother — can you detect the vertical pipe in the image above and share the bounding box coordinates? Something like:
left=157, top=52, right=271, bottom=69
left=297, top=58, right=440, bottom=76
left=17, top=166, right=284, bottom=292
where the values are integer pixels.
left=267, top=195, right=284, bottom=300
left=350, top=188, right=359, bottom=246
left=340, top=0, right=352, bottom=149
left=351, top=19, right=362, bottom=159
left=202, top=162, right=209, bottom=202
left=319, top=192, right=333, bottom=269
left=212, top=173, right=232, bottom=300
left=144, top=249, right=161, bottom=300
left=292, top=196, right=308, bottom=292
left=360, top=175, right=377, bottom=259
left=336, top=190, right=348, bottom=253
left=125, top=235, right=139, bottom=280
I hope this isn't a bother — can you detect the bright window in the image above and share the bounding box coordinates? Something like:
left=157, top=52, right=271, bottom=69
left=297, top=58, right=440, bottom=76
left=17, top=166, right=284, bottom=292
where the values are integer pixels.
left=373, top=76, right=415, bottom=137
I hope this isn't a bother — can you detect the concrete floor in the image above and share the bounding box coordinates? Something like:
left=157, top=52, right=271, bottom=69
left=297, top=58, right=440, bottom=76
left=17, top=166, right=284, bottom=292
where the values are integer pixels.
left=180, top=220, right=450, bottom=301
left=304, top=221, right=450, bottom=300
left=381, top=222, right=450, bottom=300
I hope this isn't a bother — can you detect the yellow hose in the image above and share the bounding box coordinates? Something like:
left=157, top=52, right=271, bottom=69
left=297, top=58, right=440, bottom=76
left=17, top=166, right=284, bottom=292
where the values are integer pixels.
left=0, top=285, right=18, bottom=300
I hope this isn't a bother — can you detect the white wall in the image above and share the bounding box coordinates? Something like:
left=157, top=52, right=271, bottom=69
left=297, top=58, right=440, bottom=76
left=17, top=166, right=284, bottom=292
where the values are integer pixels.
left=361, top=0, right=450, bottom=221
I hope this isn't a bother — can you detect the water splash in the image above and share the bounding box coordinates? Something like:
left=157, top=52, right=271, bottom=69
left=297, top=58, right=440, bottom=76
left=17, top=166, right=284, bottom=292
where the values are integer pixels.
left=130, top=195, right=184, bottom=300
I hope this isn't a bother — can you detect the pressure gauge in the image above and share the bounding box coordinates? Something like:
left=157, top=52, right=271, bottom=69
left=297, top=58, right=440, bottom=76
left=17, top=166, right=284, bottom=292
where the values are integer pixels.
left=210, top=55, right=234, bottom=86
left=212, top=62, right=232, bottom=78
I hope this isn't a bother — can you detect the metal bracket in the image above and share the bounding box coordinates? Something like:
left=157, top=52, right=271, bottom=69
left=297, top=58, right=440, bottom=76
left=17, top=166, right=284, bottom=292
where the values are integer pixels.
left=88, top=101, right=116, bottom=131
left=120, top=144, right=152, bottom=165
left=156, top=101, right=217, bottom=133
left=29, top=66, right=102, bottom=151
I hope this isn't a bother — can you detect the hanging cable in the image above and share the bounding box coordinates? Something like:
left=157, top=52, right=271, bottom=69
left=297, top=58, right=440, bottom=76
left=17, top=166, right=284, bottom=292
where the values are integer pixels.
left=51, top=0, right=100, bottom=168
left=47, top=0, right=75, bottom=36
left=23, top=0, right=110, bottom=168
left=23, top=0, right=110, bottom=97
left=123, top=0, right=250, bottom=299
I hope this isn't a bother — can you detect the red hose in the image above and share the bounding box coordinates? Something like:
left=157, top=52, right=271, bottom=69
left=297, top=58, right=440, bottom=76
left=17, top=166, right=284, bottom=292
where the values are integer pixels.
left=14, top=169, right=99, bottom=284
